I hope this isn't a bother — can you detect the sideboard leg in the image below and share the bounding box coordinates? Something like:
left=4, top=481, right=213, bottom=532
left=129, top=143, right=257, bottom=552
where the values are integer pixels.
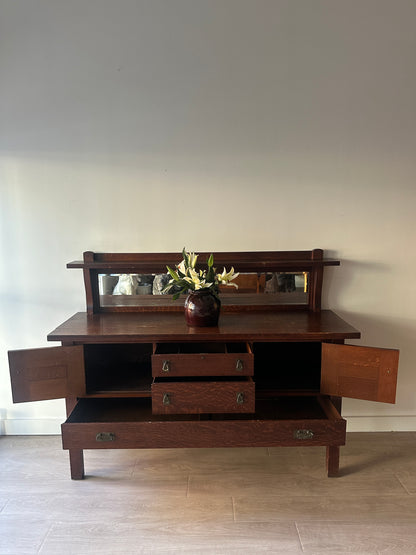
left=326, top=445, right=340, bottom=477
left=69, top=449, right=85, bottom=480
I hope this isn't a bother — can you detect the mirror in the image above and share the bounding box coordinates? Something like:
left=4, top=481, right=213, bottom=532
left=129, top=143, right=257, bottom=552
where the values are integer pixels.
left=98, top=272, right=309, bottom=307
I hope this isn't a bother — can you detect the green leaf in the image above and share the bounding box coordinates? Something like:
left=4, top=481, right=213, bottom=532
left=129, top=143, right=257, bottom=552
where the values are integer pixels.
left=167, top=266, right=180, bottom=281
left=207, top=253, right=214, bottom=268
left=182, top=247, right=189, bottom=268
left=206, top=267, right=214, bottom=282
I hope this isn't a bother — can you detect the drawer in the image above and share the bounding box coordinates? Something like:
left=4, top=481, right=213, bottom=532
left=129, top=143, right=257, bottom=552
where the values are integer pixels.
left=151, top=377, right=255, bottom=414
left=61, top=397, right=346, bottom=450
left=152, top=342, right=253, bottom=377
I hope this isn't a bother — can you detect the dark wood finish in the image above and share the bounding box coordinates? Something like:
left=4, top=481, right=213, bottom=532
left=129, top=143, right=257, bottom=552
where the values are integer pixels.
left=151, top=378, right=255, bottom=414
left=61, top=397, right=346, bottom=450
left=68, top=449, right=84, bottom=480
left=82, top=251, right=95, bottom=314
left=8, top=346, right=85, bottom=403
left=65, top=397, right=78, bottom=416
left=321, top=343, right=399, bottom=403
left=47, top=310, right=361, bottom=343
left=309, top=248, right=324, bottom=312
left=69, top=249, right=340, bottom=314
left=152, top=342, right=253, bottom=377
left=67, top=249, right=340, bottom=270
left=326, top=446, right=340, bottom=477
left=7, top=249, right=400, bottom=480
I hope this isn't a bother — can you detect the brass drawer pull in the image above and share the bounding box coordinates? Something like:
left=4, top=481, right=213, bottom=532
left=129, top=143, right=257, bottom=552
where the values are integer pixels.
left=294, top=429, right=314, bottom=440
left=163, top=393, right=171, bottom=405
left=235, top=359, right=244, bottom=371
left=96, top=432, right=115, bottom=442
left=162, top=360, right=170, bottom=373
left=236, top=392, right=245, bottom=404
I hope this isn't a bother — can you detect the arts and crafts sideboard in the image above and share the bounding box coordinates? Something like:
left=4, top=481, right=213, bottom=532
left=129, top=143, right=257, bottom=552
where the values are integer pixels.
left=8, top=249, right=399, bottom=479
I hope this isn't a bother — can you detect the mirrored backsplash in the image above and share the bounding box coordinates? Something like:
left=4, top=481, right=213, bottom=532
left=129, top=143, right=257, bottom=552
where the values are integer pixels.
left=98, top=272, right=309, bottom=307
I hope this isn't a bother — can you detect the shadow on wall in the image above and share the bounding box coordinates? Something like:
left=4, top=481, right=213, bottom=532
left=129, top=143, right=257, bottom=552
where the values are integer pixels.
left=322, top=255, right=393, bottom=309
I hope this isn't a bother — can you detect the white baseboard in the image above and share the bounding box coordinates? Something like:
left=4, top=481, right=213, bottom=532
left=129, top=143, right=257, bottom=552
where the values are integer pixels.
left=1, top=418, right=62, bottom=435
left=345, top=415, right=416, bottom=432
left=1, top=416, right=416, bottom=436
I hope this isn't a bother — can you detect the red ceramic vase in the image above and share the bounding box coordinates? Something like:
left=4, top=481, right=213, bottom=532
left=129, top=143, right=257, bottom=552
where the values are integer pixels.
left=184, top=290, right=221, bottom=327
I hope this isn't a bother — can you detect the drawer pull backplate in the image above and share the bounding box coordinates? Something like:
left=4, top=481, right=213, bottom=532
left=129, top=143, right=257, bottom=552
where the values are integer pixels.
left=294, top=429, right=314, bottom=440
left=96, top=432, right=115, bottom=442
left=235, top=359, right=244, bottom=371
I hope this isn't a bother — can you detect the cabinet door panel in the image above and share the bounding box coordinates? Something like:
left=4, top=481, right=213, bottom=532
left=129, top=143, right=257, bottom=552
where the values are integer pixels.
left=9, top=346, right=85, bottom=403
left=321, top=343, right=399, bottom=403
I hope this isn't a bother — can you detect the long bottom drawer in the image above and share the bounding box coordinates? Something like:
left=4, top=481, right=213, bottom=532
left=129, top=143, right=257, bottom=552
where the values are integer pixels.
left=62, top=396, right=346, bottom=450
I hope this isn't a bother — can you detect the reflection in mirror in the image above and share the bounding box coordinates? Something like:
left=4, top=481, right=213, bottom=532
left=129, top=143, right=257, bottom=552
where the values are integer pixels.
left=98, top=272, right=309, bottom=307
left=99, top=274, right=161, bottom=296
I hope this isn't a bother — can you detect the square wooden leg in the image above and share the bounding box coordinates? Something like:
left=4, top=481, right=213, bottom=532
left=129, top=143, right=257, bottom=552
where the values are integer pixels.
left=326, top=445, right=340, bottom=477
left=69, top=449, right=85, bottom=480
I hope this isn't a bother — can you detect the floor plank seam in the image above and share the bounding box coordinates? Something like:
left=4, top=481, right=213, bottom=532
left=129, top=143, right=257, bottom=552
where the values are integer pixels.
left=231, top=496, right=236, bottom=522
left=395, top=473, right=413, bottom=496
left=35, top=521, right=54, bottom=555
left=186, top=474, right=191, bottom=497
left=294, top=521, right=305, bottom=552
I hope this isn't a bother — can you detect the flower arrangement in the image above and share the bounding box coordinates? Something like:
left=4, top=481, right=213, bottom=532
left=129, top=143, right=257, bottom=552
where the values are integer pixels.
left=163, top=248, right=239, bottom=300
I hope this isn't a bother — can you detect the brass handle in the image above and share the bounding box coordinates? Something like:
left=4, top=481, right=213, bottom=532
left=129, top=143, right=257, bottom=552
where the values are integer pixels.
left=235, top=359, right=244, bottom=372
left=163, top=393, right=171, bottom=405
left=236, top=392, right=245, bottom=404
left=294, top=429, right=314, bottom=440
left=162, top=360, right=170, bottom=373
left=96, top=432, right=115, bottom=442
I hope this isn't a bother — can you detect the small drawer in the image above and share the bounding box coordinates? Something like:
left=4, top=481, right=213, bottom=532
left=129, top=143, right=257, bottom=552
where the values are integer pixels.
left=152, top=377, right=255, bottom=415
left=152, top=342, right=253, bottom=377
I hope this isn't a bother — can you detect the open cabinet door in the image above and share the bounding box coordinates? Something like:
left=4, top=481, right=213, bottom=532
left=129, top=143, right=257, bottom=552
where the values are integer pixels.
left=9, top=346, right=85, bottom=403
left=321, top=343, right=399, bottom=404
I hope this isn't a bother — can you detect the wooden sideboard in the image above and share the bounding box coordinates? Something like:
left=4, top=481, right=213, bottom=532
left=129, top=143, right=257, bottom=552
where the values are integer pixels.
left=8, top=250, right=399, bottom=479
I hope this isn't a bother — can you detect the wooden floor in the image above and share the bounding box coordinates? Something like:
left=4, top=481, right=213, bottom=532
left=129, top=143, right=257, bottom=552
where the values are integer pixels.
left=1, top=433, right=416, bottom=554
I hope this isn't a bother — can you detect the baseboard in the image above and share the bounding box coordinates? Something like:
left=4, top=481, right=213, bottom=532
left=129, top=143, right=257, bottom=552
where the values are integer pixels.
left=1, top=418, right=62, bottom=435
left=345, top=415, right=416, bottom=432
left=1, top=415, right=416, bottom=435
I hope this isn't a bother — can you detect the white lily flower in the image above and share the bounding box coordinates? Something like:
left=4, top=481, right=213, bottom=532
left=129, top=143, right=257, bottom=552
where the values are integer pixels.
left=177, top=260, right=186, bottom=275
left=166, top=250, right=239, bottom=297
left=188, top=252, right=198, bottom=268
left=216, top=267, right=239, bottom=288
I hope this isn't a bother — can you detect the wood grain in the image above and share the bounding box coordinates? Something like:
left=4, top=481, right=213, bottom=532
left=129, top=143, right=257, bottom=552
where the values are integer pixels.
left=47, top=310, right=361, bottom=343
left=1, top=433, right=416, bottom=554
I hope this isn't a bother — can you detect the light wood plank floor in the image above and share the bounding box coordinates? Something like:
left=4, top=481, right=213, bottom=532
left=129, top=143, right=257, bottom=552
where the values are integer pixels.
left=1, top=432, right=416, bottom=554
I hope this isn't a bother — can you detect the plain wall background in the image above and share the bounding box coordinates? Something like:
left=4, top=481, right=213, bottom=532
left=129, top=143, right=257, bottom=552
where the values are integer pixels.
left=1, top=0, right=415, bottom=434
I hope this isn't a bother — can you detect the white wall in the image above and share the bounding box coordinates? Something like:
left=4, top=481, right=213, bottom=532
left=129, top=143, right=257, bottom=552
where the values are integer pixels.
left=1, top=0, right=415, bottom=434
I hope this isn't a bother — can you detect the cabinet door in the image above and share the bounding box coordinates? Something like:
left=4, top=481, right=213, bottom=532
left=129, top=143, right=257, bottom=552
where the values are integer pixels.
left=321, top=343, right=399, bottom=403
left=9, top=346, right=85, bottom=403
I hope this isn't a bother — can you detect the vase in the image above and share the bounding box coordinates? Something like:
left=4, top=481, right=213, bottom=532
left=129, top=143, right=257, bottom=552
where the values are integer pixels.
left=184, top=290, right=221, bottom=327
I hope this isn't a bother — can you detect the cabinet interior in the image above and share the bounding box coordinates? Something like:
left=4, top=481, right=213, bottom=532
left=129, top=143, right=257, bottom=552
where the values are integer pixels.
left=254, top=342, right=321, bottom=394
left=82, top=341, right=322, bottom=397
left=153, top=342, right=250, bottom=355
left=66, top=396, right=330, bottom=423
left=83, top=343, right=153, bottom=396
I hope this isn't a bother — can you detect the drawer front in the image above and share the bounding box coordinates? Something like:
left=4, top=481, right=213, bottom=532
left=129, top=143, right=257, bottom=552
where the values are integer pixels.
left=62, top=418, right=345, bottom=450
left=61, top=398, right=346, bottom=450
left=152, top=349, right=253, bottom=378
left=151, top=378, right=255, bottom=414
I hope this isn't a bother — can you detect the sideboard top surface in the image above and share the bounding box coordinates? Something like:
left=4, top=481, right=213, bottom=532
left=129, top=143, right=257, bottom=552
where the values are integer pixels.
left=47, top=310, right=360, bottom=343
